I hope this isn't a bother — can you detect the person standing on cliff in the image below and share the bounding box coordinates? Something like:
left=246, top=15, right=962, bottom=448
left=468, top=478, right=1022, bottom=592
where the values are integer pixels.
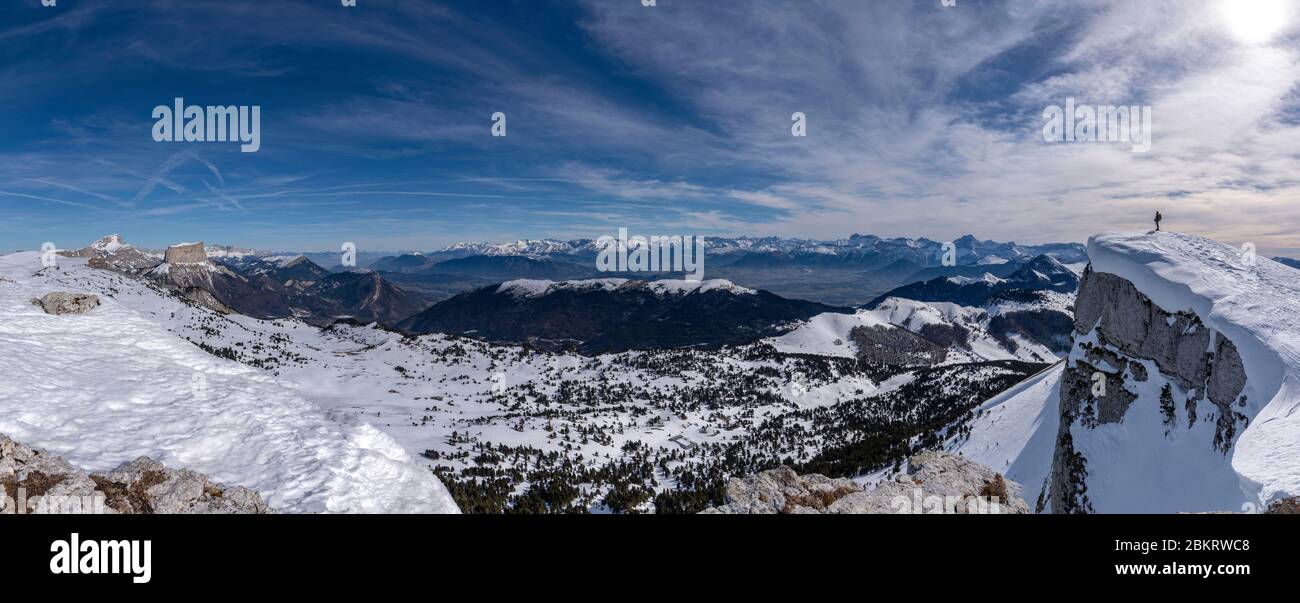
left=1154, top=211, right=1162, bottom=231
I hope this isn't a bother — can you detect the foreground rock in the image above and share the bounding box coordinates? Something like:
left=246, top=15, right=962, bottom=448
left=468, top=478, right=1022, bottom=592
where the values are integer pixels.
left=701, top=451, right=1029, bottom=514
left=0, top=435, right=270, bottom=514
left=31, top=292, right=100, bottom=315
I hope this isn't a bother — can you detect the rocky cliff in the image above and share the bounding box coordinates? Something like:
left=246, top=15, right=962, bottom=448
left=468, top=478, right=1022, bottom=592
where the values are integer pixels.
left=1, top=435, right=270, bottom=514
left=163, top=242, right=209, bottom=264
left=1043, top=232, right=1292, bottom=513
left=948, top=232, right=1300, bottom=513
left=702, top=452, right=1029, bottom=514
left=1051, top=266, right=1245, bottom=512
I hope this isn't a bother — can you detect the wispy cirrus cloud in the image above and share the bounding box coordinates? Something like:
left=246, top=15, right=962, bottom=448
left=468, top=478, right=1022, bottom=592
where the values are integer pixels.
left=3, top=0, right=1300, bottom=254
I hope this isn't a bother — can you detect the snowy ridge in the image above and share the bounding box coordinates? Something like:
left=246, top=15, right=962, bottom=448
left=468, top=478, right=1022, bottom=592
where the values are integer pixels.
left=772, top=297, right=1060, bottom=363
left=497, top=277, right=756, bottom=299
left=440, top=239, right=586, bottom=257
left=946, top=273, right=1005, bottom=286
left=147, top=260, right=230, bottom=276
left=985, top=290, right=1074, bottom=316
left=0, top=253, right=459, bottom=513
left=770, top=311, right=891, bottom=358
left=872, top=297, right=978, bottom=331
left=874, top=298, right=1057, bottom=363
left=497, top=278, right=627, bottom=298
left=1088, top=231, right=1300, bottom=506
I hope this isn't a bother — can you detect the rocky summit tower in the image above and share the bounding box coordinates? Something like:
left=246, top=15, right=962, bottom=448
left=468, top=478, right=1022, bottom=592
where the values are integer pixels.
left=164, top=242, right=208, bottom=264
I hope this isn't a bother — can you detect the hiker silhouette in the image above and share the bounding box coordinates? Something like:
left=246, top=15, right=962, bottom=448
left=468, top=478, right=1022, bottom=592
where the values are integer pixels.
left=1154, top=211, right=1162, bottom=231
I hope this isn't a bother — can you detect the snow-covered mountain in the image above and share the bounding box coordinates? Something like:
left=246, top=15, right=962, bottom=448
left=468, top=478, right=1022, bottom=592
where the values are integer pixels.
left=864, top=254, right=1079, bottom=309
left=1, top=248, right=1051, bottom=513
left=414, top=234, right=1086, bottom=269
left=63, top=234, right=162, bottom=275
left=73, top=238, right=430, bottom=327
left=5, top=233, right=1098, bottom=514
left=772, top=296, right=1063, bottom=365
left=396, top=277, right=846, bottom=353
left=0, top=252, right=459, bottom=513
left=949, top=231, right=1300, bottom=513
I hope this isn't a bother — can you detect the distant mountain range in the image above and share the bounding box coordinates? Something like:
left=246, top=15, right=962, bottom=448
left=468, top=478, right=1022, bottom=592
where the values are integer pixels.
left=864, top=254, right=1081, bottom=309
left=61, top=232, right=1086, bottom=351
left=367, top=233, right=1085, bottom=269
left=364, top=234, right=1087, bottom=306
left=67, top=235, right=427, bottom=327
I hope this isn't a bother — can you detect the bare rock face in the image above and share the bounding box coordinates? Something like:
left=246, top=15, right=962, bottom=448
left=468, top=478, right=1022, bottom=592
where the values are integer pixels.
left=164, top=242, right=208, bottom=264
left=1072, top=268, right=1235, bottom=392
left=1266, top=498, right=1300, bottom=514
left=90, top=457, right=269, bottom=514
left=701, top=452, right=1028, bottom=514
left=0, top=435, right=102, bottom=513
left=0, top=434, right=270, bottom=514
left=1050, top=267, right=1249, bottom=514
left=700, top=466, right=863, bottom=514
left=31, top=292, right=100, bottom=315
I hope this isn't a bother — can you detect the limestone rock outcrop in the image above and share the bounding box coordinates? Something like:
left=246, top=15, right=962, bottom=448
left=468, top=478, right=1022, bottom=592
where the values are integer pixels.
left=31, top=292, right=100, bottom=315
left=701, top=451, right=1028, bottom=514
left=1050, top=267, right=1249, bottom=513
left=164, top=242, right=209, bottom=265
left=0, top=434, right=270, bottom=514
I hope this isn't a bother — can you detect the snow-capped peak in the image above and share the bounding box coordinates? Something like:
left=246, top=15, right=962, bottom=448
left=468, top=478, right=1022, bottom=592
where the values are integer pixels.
left=496, top=278, right=756, bottom=299
left=947, top=273, right=1006, bottom=286
left=90, top=234, right=126, bottom=253
left=497, top=278, right=628, bottom=298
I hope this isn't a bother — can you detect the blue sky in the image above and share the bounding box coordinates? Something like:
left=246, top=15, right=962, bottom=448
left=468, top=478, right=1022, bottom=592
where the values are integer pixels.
left=3, top=0, right=1300, bottom=255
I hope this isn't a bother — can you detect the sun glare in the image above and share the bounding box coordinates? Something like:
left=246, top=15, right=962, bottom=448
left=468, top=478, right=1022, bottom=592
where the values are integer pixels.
left=1220, top=0, right=1290, bottom=45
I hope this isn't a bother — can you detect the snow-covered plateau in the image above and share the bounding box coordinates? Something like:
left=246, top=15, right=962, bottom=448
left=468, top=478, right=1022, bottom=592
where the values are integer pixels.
left=0, top=252, right=459, bottom=514
left=0, top=250, right=1041, bottom=513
